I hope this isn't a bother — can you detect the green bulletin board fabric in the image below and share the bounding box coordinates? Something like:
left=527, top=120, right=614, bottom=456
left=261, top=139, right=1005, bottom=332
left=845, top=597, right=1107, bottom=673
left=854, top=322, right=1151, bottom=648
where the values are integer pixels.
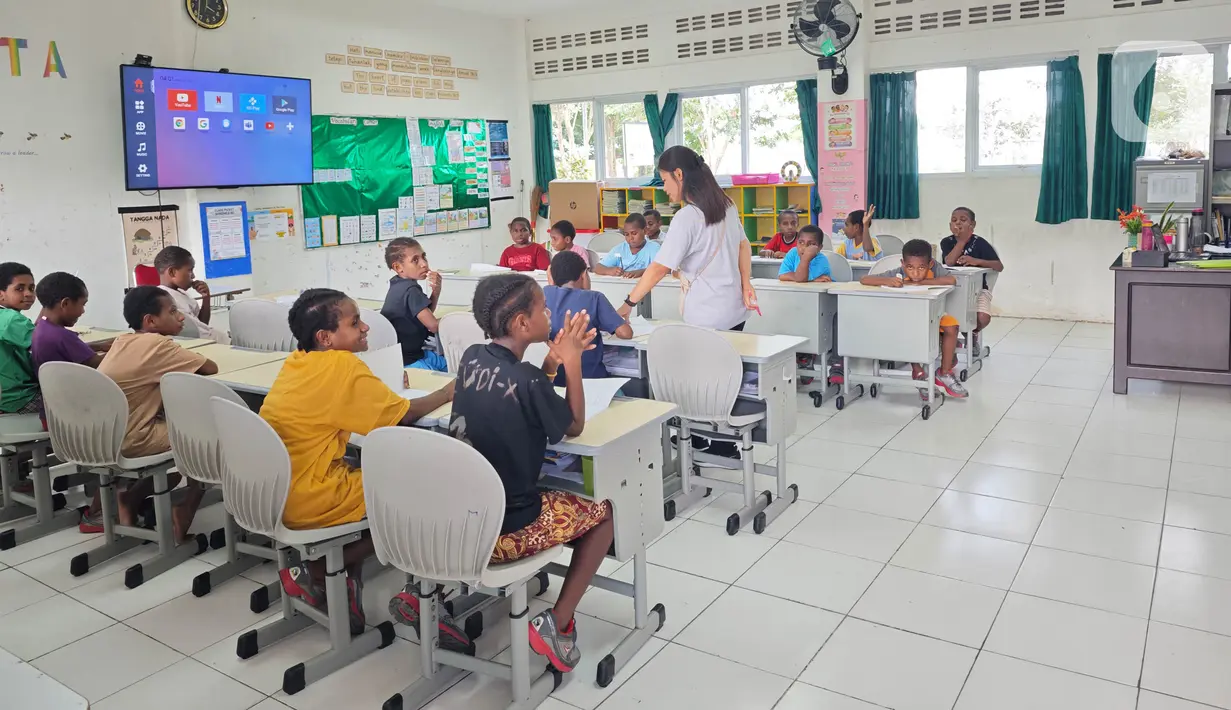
left=416, top=118, right=491, bottom=211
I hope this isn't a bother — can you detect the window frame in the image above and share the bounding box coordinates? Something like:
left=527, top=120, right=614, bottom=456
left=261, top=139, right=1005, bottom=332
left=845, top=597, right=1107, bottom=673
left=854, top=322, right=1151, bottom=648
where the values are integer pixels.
left=676, top=85, right=750, bottom=179
left=595, top=94, right=654, bottom=184
left=1143, top=43, right=1230, bottom=156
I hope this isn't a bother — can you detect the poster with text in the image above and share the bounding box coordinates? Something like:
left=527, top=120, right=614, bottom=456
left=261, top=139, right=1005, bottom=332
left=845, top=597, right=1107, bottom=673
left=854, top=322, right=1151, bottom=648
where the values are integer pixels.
left=120, top=207, right=180, bottom=287
left=818, top=100, right=867, bottom=235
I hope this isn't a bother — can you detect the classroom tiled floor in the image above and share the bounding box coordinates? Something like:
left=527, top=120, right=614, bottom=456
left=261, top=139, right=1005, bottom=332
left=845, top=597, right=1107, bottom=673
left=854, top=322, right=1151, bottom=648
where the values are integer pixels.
left=4, top=317, right=1231, bottom=709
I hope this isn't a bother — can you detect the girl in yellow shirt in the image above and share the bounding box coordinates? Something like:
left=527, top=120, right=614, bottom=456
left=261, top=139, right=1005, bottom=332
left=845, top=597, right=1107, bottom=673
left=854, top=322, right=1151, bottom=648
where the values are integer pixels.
left=260, top=288, right=453, bottom=635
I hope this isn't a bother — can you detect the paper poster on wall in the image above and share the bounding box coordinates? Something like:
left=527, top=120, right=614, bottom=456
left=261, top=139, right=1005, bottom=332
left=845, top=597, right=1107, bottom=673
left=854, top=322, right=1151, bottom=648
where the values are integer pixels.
left=322, top=215, right=340, bottom=246
left=445, top=132, right=465, bottom=163
left=119, top=205, right=180, bottom=286
left=414, top=214, right=426, bottom=236
left=396, top=208, right=414, bottom=236
left=490, top=159, right=514, bottom=201
left=440, top=185, right=454, bottom=209
left=818, top=100, right=868, bottom=236
left=379, top=208, right=397, bottom=239
left=488, top=121, right=510, bottom=160
left=823, top=101, right=860, bottom=151
left=304, top=217, right=323, bottom=248
left=205, top=204, right=247, bottom=260
left=339, top=215, right=361, bottom=245
left=248, top=207, right=295, bottom=241
left=360, top=214, right=378, bottom=242
left=425, top=186, right=441, bottom=211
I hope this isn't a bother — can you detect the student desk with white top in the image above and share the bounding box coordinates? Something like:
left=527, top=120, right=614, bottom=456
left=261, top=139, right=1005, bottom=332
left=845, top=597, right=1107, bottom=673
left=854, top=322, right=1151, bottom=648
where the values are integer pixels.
left=848, top=260, right=876, bottom=278
left=72, top=327, right=214, bottom=350
left=193, top=343, right=288, bottom=375
left=750, top=256, right=784, bottom=280
left=438, top=269, right=651, bottom=318
left=831, top=283, right=954, bottom=420
left=944, top=266, right=992, bottom=381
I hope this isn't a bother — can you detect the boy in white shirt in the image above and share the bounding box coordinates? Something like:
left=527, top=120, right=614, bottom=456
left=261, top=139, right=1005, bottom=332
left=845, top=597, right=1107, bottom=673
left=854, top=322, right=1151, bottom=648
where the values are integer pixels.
left=154, top=246, right=229, bottom=344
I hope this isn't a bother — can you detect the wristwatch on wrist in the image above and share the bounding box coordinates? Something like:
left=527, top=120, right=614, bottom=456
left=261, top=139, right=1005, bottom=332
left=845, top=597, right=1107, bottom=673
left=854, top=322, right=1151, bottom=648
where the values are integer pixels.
left=624, top=296, right=637, bottom=308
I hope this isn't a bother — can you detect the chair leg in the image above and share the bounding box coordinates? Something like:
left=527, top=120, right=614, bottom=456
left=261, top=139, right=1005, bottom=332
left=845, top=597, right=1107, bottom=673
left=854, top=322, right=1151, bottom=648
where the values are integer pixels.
left=0, top=447, right=78, bottom=550
left=70, top=474, right=144, bottom=578
left=667, top=421, right=707, bottom=518
left=123, top=469, right=207, bottom=589
left=0, top=451, right=28, bottom=524
left=505, top=581, right=558, bottom=710
left=192, top=512, right=267, bottom=598
left=754, top=437, right=798, bottom=534
left=726, top=427, right=771, bottom=535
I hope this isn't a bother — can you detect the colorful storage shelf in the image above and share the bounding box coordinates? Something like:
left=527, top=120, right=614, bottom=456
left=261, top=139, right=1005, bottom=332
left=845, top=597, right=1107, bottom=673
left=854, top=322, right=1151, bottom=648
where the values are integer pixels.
left=600, top=184, right=812, bottom=246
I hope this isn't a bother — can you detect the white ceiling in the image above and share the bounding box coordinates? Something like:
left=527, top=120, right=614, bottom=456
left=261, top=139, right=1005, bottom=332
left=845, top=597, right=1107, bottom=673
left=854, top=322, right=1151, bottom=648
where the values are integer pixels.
left=418, top=0, right=614, bottom=18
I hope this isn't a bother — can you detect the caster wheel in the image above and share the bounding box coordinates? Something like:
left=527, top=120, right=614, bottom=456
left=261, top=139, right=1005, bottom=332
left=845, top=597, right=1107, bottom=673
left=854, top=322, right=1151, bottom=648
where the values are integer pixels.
left=810, top=391, right=823, bottom=408
left=753, top=512, right=767, bottom=535
left=959, top=369, right=968, bottom=382
left=596, top=654, right=616, bottom=688
left=663, top=500, right=676, bottom=522
left=922, top=405, right=932, bottom=421
left=857, top=384, right=865, bottom=396
left=869, top=384, right=879, bottom=399
left=835, top=396, right=845, bottom=411
left=725, top=513, right=740, bottom=536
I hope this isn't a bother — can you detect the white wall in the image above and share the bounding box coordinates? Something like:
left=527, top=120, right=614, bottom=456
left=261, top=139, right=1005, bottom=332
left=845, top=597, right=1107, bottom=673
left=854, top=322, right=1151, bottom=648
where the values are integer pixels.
left=0, top=0, right=531, bottom=327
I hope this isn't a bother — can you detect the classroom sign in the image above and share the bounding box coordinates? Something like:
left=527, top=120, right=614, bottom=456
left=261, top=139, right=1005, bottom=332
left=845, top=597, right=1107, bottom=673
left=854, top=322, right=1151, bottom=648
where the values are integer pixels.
left=818, top=100, right=867, bottom=234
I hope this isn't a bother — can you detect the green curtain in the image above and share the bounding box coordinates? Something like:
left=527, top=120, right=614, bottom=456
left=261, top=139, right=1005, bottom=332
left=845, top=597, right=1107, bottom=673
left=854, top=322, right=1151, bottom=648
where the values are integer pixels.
left=643, top=93, right=679, bottom=186
left=795, top=78, right=821, bottom=221
left=1091, top=52, right=1157, bottom=220
left=1036, top=56, right=1088, bottom=224
left=868, top=72, right=920, bottom=219
left=532, top=104, right=556, bottom=219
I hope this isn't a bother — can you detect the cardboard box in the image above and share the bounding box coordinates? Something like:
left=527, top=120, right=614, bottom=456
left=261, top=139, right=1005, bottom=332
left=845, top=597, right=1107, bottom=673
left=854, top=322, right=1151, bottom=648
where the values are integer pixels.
left=549, top=180, right=601, bottom=231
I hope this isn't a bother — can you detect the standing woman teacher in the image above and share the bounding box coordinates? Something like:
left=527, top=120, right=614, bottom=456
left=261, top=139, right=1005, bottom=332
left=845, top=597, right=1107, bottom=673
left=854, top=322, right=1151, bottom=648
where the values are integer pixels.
left=616, top=146, right=757, bottom=328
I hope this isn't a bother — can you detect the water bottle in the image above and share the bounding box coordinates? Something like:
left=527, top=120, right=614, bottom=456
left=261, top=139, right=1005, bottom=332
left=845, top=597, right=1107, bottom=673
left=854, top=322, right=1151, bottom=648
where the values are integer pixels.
left=1141, top=220, right=1154, bottom=252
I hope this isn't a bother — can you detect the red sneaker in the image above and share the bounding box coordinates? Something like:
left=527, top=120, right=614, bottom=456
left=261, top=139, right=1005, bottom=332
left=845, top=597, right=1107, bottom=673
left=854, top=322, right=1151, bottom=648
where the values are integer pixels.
left=78, top=507, right=103, bottom=534
left=279, top=562, right=325, bottom=608
left=388, top=591, right=472, bottom=653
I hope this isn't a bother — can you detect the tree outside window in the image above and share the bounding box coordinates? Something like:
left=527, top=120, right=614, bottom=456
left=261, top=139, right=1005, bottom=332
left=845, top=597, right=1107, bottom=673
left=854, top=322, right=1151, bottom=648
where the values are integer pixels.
left=977, top=65, right=1046, bottom=167
left=682, top=93, right=742, bottom=175
left=748, top=82, right=805, bottom=174
left=602, top=102, right=654, bottom=179
left=1147, top=53, right=1214, bottom=158
left=551, top=102, right=595, bottom=180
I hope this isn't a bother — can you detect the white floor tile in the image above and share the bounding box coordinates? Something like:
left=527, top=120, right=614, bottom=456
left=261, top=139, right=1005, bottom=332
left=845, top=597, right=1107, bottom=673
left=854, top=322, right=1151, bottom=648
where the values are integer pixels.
left=786, top=439, right=880, bottom=473
left=979, top=353, right=1049, bottom=382
left=890, top=524, right=1028, bottom=589
left=1063, top=451, right=1171, bottom=488
left=773, top=682, right=885, bottom=709
left=1175, top=411, right=1229, bottom=441
left=0, top=527, right=91, bottom=567
left=991, top=336, right=1058, bottom=358
left=1068, top=322, right=1114, bottom=338
left=1033, top=508, right=1161, bottom=566
left=31, top=624, right=182, bottom=703
left=1075, top=425, right=1174, bottom=462
left=1010, top=546, right=1155, bottom=618
left=1014, top=319, right=1075, bottom=337
left=851, top=565, right=1004, bottom=647
left=194, top=621, right=332, bottom=695
left=1049, top=346, right=1114, bottom=364
left=1136, top=690, right=1225, bottom=710
left=92, top=658, right=263, bottom=710
left=948, top=462, right=1060, bottom=505
left=1141, top=621, right=1231, bottom=709
left=1166, top=491, right=1231, bottom=536
left=1031, top=368, right=1108, bottom=391
left=856, top=449, right=965, bottom=488
left=970, top=438, right=1072, bottom=475
left=781, top=464, right=852, bottom=504
left=599, top=642, right=791, bottom=710
left=1002, top=399, right=1093, bottom=426
left=544, top=615, right=666, bottom=710
left=1017, top=384, right=1100, bottom=408
left=248, top=700, right=294, bottom=710
left=66, top=559, right=214, bottom=621
left=987, top=417, right=1082, bottom=450
left=808, top=417, right=907, bottom=448
left=1174, top=437, right=1231, bottom=469
left=822, top=475, right=943, bottom=522
left=884, top=420, right=986, bottom=460
left=688, top=491, right=816, bottom=539
left=984, top=593, right=1146, bottom=685
left=784, top=505, right=917, bottom=562
left=1168, top=461, right=1231, bottom=499
left=736, top=540, right=882, bottom=614
left=1151, top=568, right=1231, bottom=637
left=1086, top=406, right=1178, bottom=437
left=126, top=577, right=277, bottom=655
left=274, top=636, right=423, bottom=710
left=1159, top=525, right=1231, bottom=581
left=13, top=538, right=157, bottom=593
left=0, top=568, right=57, bottom=617
left=647, top=520, right=775, bottom=583
left=583, top=562, right=727, bottom=641
left=801, top=618, right=977, bottom=710
left=953, top=651, right=1137, bottom=710
left=0, top=593, right=114, bottom=661
left=1050, top=477, right=1167, bottom=523
left=921, top=490, right=1046, bottom=544
left=676, top=586, right=842, bottom=678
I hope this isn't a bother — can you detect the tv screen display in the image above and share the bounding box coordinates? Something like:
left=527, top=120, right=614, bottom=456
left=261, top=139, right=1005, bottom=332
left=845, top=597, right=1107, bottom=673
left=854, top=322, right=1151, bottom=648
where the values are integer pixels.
left=120, top=65, right=312, bottom=191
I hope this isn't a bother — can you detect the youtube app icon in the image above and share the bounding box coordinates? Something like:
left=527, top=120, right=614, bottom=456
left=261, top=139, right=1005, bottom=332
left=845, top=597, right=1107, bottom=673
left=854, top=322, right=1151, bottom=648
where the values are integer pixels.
left=167, top=89, right=198, bottom=111
left=265, top=121, right=275, bottom=130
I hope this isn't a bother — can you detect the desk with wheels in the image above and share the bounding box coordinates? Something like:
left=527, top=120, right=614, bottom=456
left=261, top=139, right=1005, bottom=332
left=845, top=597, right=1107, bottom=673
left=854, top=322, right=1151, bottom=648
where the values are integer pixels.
left=832, top=283, right=953, bottom=420
left=945, top=266, right=991, bottom=381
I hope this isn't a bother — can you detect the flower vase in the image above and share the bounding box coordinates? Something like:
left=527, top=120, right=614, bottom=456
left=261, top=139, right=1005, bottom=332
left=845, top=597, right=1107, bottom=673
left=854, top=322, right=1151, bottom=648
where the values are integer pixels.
left=1126, top=232, right=1138, bottom=248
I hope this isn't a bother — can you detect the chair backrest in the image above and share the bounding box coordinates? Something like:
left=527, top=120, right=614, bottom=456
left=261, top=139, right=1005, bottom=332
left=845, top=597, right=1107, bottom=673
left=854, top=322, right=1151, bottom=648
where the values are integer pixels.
left=211, top=397, right=291, bottom=536
left=586, top=249, right=600, bottom=270
left=647, top=324, right=743, bottom=424
left=821, top=233, right=833, bottom=251
left=361, top=308, right=398, bottom=351
left=362, top=427, right=505, bottom=583
left=230, top=300, right=295, bottom=352
left=876, top=234, right=904, bottom=256
left=821, top=250, right=853, bottom=282
left=357, top=345, right=404, bottom=392
left=438, top=311, right=487, bottom=373
left=161, top=372, right=246, bottom=486
left=523, top=342, right=550, bottom=367
left=39, top=362, right=127, bottom=467
left=587, top=231, right=624, bottom=254
left=133, top=264, right=160, bottom=287
left=869, top=254, right=903, bottom=276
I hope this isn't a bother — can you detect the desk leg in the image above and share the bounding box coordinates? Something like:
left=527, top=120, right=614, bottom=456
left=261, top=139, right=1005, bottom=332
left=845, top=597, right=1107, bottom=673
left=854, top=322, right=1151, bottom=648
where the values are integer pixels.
left=593, top=550, right=664, bottom=688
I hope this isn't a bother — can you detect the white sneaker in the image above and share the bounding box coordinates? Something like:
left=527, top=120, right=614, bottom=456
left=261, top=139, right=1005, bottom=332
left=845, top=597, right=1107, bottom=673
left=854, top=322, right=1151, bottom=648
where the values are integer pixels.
left=935, top=371, right=968, bottom=398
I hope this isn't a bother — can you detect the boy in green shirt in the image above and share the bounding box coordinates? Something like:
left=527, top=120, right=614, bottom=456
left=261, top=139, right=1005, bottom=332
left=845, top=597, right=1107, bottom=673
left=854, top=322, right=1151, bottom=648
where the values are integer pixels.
left=0, top=262, right=38, bottom=414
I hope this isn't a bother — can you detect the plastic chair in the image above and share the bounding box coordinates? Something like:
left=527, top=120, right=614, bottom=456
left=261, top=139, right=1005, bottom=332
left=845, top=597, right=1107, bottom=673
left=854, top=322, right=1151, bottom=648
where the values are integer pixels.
left=523, top=341, right=550, bottom=367
left=438, top=311, right=487, bottom=373
left=362, top=427, right=564, bottom=710
left=133, top=264, right=160, bottom=287
left=229, top=300, right=295, bottom=352
left=360, top=308, right=398, bottom=351
left=821, top=233, right=833, bottom=251
left=39, top=362, right=207, bottom=587
left=161, top=373, right=281, bottom=604
left=869, top=254, right=902, bottom=276
left=821, top=250, right=853, bottom=283
left=587, top=231, right=624, bottom=254
left=876, top=234, right=904, bottom=256
left=210, top=397, right=394, bottom=696
left=586, top=249, right=600, bottom=270
left=0, top=388, right=82, bottom=551
left=648, top=324, right=790, bottom=535
left=356, top=346, right=404, bottom=392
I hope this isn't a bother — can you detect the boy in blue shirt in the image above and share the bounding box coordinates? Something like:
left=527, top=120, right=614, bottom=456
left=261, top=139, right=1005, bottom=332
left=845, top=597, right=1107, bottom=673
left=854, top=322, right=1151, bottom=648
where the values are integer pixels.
left=777, top=226, right=832, bottom=283
left=543, top=251, right=632, bottom=383
left=593, top=213, right=661, bottom=278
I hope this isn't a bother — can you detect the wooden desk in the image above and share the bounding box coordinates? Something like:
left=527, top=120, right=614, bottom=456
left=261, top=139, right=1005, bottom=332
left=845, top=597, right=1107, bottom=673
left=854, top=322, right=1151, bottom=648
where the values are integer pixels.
left=193, top=344, right=288, bottom=375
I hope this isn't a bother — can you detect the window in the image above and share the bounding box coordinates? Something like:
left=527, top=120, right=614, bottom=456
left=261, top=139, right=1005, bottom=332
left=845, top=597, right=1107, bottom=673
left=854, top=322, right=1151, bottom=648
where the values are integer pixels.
left=550, top=102, right=595, bottom=180
left=747, top=82, right=805, bottom=174
left=682, top=93, right=743, bottom=176
left=916, top=67, right=967, bottom=174
left=1147, top=53, right=1215, bottom=158
left=601, top=102, right=654, bottom=179
left=977, top=65, right=1046, bottom=167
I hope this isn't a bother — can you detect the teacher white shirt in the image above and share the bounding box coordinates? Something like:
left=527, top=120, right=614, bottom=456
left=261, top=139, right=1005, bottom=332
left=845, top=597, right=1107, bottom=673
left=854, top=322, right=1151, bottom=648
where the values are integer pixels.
left=654, top=203, right=749, bottom=330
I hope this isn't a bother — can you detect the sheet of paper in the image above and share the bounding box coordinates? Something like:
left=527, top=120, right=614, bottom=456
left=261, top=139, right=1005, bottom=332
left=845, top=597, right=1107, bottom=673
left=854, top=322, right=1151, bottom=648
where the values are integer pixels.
left=414, top=187, right=428, bottom=215
left=378, top=209, right=397, bottom=239
left=248, top=209, right=290, bottom=241
left=582, top=378, right=629, bottom=421
left=398, top=196, right=413, bottom=209
left=440, top=185, right=454, bottom=209
left=446, top=132, right=464, bottom=163
left=470, top=263, right=511, bottom=273
left=339, top=215, right=361, bottom=245
left=360, top=214, right=378, bottom=243
left=425, top=213, right=438, bottom=234
left=625, top=317, right=657, bottom=339
left=477, top=207, right=489, bottom=228
left=406, top=119, right=422, bottom=146
left=425, top=186, right=441, bottom=211
left=421, top=150, right=436, bottom=167
left=204, top=204, right=247, bottom=260
left=396, top=208, right=414, bottom=237
left=337, top=168, right=353, bottom=182
left=448, top=210, right=461, bottom=232
left=886, top=285, right=938, bottom=293
left=321, top=215, right=339, bottom=247
left=304, top=217, right=323, bottom=248
left=414, top=214, right=426, bottom=236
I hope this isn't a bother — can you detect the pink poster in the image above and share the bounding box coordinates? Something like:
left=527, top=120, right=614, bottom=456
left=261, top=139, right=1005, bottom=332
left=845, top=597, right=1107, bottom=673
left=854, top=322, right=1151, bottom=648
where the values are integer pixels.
left=818, top=100, right=867, bottom=235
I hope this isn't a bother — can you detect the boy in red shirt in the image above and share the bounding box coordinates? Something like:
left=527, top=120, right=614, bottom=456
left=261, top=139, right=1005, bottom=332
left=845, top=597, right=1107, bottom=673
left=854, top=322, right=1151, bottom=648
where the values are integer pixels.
left=498, top=217, right=551, bottom=272
left=759, top=210, right=801, bottom=257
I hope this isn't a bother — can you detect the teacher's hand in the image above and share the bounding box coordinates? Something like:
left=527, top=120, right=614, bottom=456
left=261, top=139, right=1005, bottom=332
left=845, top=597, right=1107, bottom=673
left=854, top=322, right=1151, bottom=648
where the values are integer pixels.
left=617, top=302, right=633, bottom=320
left=743, top=282, right=759, bottom=311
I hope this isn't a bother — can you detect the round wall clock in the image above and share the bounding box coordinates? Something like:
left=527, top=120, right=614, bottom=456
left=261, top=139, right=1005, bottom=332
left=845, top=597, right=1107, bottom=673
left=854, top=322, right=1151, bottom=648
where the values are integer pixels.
left=186, top=0, right=228, bottom=30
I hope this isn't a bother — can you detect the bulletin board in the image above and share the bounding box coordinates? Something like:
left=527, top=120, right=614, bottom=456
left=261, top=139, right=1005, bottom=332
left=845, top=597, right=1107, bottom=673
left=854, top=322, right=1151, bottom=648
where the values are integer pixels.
left=299, top=114, right=492, bottom=249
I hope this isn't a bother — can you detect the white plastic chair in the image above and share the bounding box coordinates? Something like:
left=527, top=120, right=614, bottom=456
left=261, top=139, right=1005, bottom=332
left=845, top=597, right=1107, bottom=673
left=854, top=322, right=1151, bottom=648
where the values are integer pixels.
left=39, top=362, right=206, bottom=587
left=588, top=231, right=624, bottom=254
left=210, top=397, right=393, bottom=696
left=230, top=300, right=295, bottom=352
left=523, top=341, right=550, bottom=368
left=869, top=254, right=903, bottom=276
left=161, top=373, right=280, bottom=603
left=360, top=308, right=398, bottom=351
left=0, top=387, right=77, bottom=552
left=648, top=324, right=791, bottom=535
left=356, top=346, right=405, bottom=392
left=586, top=249, right=600, bottom=270
left=821, top=233, right=833, bottom=251
left=438, top=311, right=487, bottom=373
left=362, top=427, right=564, bottom=709
left=876, top=234, right=904, bottom=256
left=821, top=250, right=853, bottom=283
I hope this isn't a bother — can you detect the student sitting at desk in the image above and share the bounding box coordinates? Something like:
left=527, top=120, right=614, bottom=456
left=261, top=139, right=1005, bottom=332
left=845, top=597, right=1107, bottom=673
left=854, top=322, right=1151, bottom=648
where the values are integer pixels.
left=835, top=206, right=882, bottom=261
left=381, top=237, right=447, bottom=371
left=99, top=286, right=220, bottom=538
left=644, top=209, right=665, bottom=242
left=499, top=217, right=551, bottom=272
left=261, top=289, right=455, bottom=638
left=759, top=209, right=801, bottom=258
left=777, top=225, right=832, bottom=283
left=544, top=251, right=633, bottom=384
left=593, top=213, right=661, bottom=279
left=548, top=220, right=591, bottom=269
left=155, top=246, right=229, bottom=344
left=860, top=239, right=968, bottom=399
left=444, top=273, right=614, bottom=674
left=0, top=262, right=39, bottom=416
left=940, top=207, right=1003, bottom=353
